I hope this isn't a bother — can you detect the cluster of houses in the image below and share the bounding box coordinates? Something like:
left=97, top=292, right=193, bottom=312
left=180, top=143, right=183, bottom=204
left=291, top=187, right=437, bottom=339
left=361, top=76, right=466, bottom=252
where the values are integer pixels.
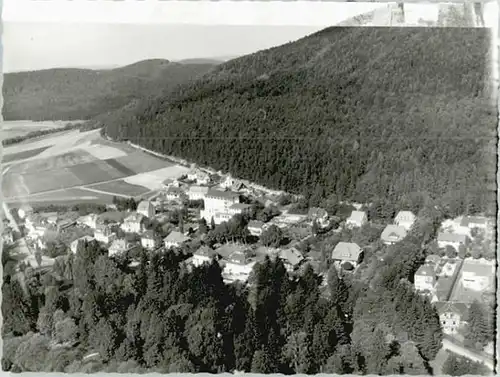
left=413, top=215, right=493, bottom=336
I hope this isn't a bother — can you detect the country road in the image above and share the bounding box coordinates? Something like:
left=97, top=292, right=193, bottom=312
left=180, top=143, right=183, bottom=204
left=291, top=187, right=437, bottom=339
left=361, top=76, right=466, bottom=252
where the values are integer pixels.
left=441, top=338, right=495, bottom=371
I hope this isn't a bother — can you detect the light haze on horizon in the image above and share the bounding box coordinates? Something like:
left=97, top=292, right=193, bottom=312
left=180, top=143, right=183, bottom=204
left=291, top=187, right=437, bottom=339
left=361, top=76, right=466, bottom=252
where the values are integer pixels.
left=3, top=23, right=329, bottom=73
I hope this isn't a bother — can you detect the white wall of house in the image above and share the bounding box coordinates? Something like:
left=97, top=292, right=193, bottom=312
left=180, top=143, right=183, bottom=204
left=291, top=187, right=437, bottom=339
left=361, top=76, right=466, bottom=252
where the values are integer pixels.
left=223, top=262, right=255, bottom=280
left=121, top=221, right=142, bottom=234
left=437, top=240, right=461, bottom=251
left=414, top=275, right=435, bottom=292
left=440, top=312, right=461, bottom=334
left=248, top=227, right=263, bottom=236
left=141, top=238, right=157, bottom=250
left=192, top=254, right=212, bottom=267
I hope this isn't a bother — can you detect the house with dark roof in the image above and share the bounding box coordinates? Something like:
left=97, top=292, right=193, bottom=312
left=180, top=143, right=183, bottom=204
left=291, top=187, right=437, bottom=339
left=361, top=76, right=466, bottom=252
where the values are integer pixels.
left=414, top=263, right=437, bottom=292
left=331, top=242, right=363, bottom=269
left=434, top=302, right=469, bottom=334
left=346, top=210, right=367, bottom=228
left=381, top=225, right=408, bottom=245
left=188, top=185, right=210, bottom=201
left=437, top=232, right=469, bottom=251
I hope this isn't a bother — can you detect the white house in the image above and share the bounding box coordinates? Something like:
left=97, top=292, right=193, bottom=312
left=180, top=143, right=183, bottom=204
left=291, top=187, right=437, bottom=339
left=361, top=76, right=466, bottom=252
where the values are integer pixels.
left=331, top=242, right=363, bottom=269
left=18, top=204, right=34, bottom=220
left=381, top=225, right=408, bottom=245
left=94, top=224, right=116, bottom=244
left=200, top=189, right=241, bottom=225
left=414, top=263, right=437, bottom=292
left=222, top=249, right=258, bottom=282
left=163, top=231, right=190, bottom=249
left=188, top=185, right=210, bottom=201
left=228, top=203, right=252, bottom=216
left=346, top=210, right=368, bottom=228
left=187, top=167, right=211, bottom=185
left=461, top=259, right=494, bottom=291
left=437, top=232, right=468, bottom=251
left=141, top=231, right=161, bottom=250
left=137, top=200, right=154, bottom=219
left=70, top=236, right=95, bottom=254
left=394, top=211, right=416, bottom=231
left=434, top=302, right=468, bottom=335
left=192, top=245, right=219, bottom=267
left=165, top=186, right=187, bottom=202
left=247, top=220, right=265, bottom=236
left=461, top=216, right=488, bottom=230
left=77, top=213, right=99, bottom=229
left=108, top=239, right=134, bottom=256
left=121, top=213, right=145, bottom=234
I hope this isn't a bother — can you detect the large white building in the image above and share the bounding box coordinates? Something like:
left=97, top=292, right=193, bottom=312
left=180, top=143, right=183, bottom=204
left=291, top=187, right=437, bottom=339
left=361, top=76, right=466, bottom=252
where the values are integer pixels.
left=200, top=189, right=241, bottom=225
left=414, top=263, right=437, bottom=292
left=437, top=232, right=468, bottom=251
left=461, top=259, right=494, bottom=291
left=188, top=185, right=210, bottom=201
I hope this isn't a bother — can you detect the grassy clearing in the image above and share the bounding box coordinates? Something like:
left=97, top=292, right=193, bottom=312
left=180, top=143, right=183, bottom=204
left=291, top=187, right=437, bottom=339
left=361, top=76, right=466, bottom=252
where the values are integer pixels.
left=87, top=179, right=150, bottom=197
left=2, top=145, right=52, bottom=164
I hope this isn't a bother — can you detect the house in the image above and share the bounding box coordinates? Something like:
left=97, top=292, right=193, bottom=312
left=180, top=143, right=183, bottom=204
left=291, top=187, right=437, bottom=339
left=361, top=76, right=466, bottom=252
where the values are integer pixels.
left=460, top=216, right=488, bottom=230
left=25, top=214, right=48, bottom=239
left=414, top=263, right=437, bottom=292
left=77, top=213, right=99, bottom=229
left=141, top=231, right=161, bottom=250
left=231, top=180, right=248, bottom=193
left=434, top=302, right=469, bottom=335
left=308, top=207, right=329, bottom=227
left=278, top=247, right=305, bottom=272
left=165, top=186, right=187, bottom=202
left=222, top=249, right=260, bottom=282
left=437, top=232, right=468, bottom=251
left=460, top=259, right=494, bottom=291
left=247, top=220, right=265, bottom=236
left=18, top=204, right=33, bottom=220
left=331, top=242, right=363, bottom=269
left=137, top=200, right=154, bottom=219
left=228, top=203, right=252, bottom=216
left=121, top=213, right=145, bottom=234
left=163, top=231, right=190, bottom=249
left=381, top=225, right=408, bottom=245
left=94, top=224, right=116, bottom=244
left=200, top=189, right=241, bottom=225
left=188, top=185, right=210, bottom=201
left=346, top=210, right=368, bottom=228
left=187, top=167, right=211, bottom=185
left=394, top=211, right=416, bottom=231
left=70, top=236, right=95, bottom=254
left=192, top=245, right=219, bottom=267
left=108, top=239, right=135, bottom=256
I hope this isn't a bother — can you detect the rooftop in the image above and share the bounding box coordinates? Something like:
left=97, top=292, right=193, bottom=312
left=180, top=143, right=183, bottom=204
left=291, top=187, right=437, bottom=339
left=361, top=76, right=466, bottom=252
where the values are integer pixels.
left=137, top=200, right=152, bottom=212
left=216, top=243, right=250, bottom=259
left=434, top=301, right=469, bottom=319
left=395, top=210, right=416, bottom=220
left=347, top=210, right=367, bottom=223
left=194, top=245, right=217, bottom=258
left=124, top=212, right=145, bottom=223
left=229, top=203, right=252, bottom=210
left=460, top=216, right=488, bottom=227
left=308, top=207, right=328, bottom=218
left=437, top=232, right=468, bottom=243
left=461, top=260, right=494, bottom=276
left=381, top=225, right=407, bottom=241
left=331, top=242, right=362, bottom=262
left=279, top=247, right=305, bottom=266
left=248, top=220, right=265, bottom=229
left=189, top=185, right=210, bottom=193
left=164, top=231, right=190, bottom=244
left=415, top=263, right=436, bottom=277
left=206, top=189, right=240, bottom=200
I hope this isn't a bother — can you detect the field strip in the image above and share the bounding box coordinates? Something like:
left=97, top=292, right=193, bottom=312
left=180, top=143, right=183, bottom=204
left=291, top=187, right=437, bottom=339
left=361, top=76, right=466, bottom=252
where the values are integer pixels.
left=79, top=186, right=131, bottom=199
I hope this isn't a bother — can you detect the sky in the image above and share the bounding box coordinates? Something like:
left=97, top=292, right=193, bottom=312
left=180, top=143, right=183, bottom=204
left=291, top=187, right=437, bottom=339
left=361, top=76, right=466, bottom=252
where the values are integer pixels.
left=2, top=24, right=329, bottom=72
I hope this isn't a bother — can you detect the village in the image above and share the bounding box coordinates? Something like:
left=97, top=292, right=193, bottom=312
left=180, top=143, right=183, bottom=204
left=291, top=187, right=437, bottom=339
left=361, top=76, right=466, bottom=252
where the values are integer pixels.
left=2, top=163, right=496, bottom=361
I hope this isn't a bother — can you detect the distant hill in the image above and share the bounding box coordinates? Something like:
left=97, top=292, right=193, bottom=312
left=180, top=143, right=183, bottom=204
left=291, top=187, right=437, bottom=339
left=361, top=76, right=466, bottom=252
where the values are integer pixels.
left=176, top=58, right=226, bottom=65
left=2, top=59, right=216, bottom=121
left=104, top=27, right=496, bottom=216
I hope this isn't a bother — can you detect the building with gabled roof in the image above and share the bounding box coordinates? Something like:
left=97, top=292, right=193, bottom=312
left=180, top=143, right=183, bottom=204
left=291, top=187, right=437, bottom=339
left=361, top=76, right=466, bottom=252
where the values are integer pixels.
left=278, top=247, right=305, bottom=272
left=381, top=225, right=408, bottom=245
left=94, top=224, right=116, bottom=244
left=414, top=263, right=437, bottom=292
left=141, top=230, right=161, bottom=250
left=434, top=301, right=469, bottom=334
left=192, top=245, right=219, bottom=267
left=165, top=186, right=187, bottom=202
left=164, top=231, right=190, bottom=249
left=188, top=185, right=210, bottom=201
left=331, top=242, right=363, bottom=268
left=346, top=210, right=367, bottom=228
left=460, top=216, right=488, bottom=230
left=137, top=200, right=154, bottom=219
left=437, top=232, right=469, bottom=251
left=394, top=211, right=416, bottom=230
left=121, top=213, right=146, bottom=234
left=108, top=239, right=136, bottom=256
left=247, top=220, right=265, bottom=236
left=187, top=167, right=211, bottom=185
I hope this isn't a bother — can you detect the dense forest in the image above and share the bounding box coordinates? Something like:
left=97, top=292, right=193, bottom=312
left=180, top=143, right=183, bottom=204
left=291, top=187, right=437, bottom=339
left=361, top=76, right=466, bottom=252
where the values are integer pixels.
left=103, top=27, right=496, bottom=217
left=2, top=217, right=444, bottom=374
left=2, top=59, right=215, bottom=121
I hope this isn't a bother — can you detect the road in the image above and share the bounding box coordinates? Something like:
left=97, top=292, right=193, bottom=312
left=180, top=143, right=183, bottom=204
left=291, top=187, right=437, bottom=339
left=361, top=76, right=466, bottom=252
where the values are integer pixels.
left=441, top=338, right=495, bottom=371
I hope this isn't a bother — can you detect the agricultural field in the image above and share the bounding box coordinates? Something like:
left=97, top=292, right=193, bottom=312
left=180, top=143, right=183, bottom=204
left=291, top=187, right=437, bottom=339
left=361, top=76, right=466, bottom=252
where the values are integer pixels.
left=5, top=188, right=116, bottom=207
left=2, top=128, right=187, bottom=204
left=87, top=179, right=151, bottom=197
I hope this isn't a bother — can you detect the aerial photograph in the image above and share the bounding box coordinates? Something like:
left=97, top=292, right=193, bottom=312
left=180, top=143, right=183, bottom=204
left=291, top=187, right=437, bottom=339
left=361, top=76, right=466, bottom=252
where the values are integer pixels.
left=1, top=2, right=497, bottom=375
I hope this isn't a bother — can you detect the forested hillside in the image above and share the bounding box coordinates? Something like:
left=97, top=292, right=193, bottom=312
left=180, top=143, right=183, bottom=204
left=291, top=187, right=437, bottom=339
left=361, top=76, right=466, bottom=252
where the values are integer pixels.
left=3, top=59, right=215, bottom=121
left=104, top=27, right=496, bottom=216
